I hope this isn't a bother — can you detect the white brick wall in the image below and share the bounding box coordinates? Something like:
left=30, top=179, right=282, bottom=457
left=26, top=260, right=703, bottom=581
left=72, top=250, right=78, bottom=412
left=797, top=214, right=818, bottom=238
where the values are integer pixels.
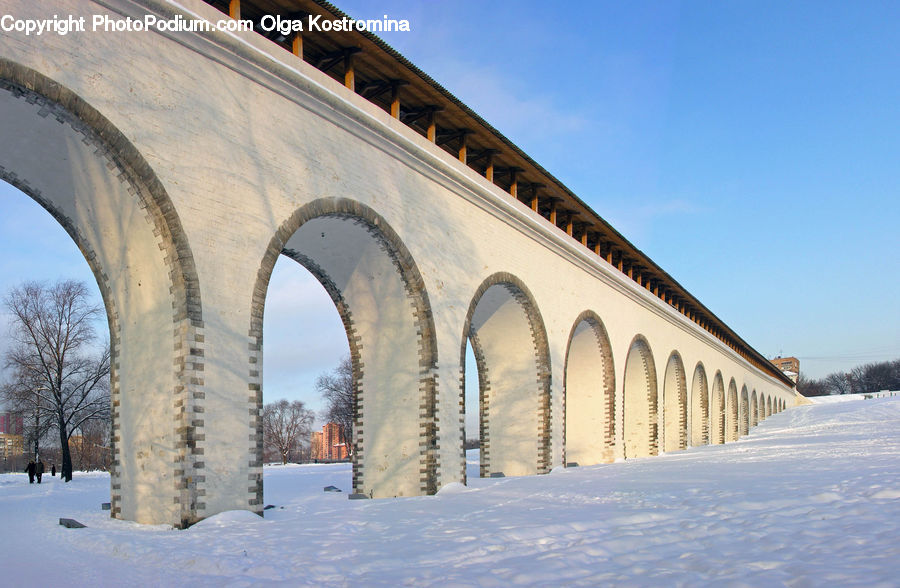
left=0, top=0, right=799, bottom=526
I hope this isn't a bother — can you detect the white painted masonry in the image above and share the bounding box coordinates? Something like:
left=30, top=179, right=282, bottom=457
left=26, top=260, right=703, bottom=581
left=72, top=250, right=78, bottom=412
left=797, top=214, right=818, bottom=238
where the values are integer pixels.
left=0, top=0, right=800, bottom=526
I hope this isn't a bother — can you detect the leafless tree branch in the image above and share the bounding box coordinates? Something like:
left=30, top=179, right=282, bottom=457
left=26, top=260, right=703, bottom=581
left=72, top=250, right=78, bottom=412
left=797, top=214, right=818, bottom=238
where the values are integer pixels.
left=263, top=399, right=314, bottom=464
left=1, top=280, right=110, bottom=481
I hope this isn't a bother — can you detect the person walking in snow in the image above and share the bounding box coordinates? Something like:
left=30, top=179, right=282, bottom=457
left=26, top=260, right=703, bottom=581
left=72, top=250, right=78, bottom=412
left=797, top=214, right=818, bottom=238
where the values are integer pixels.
left=36, top=460, right=44, bottom=484
left=25, top=461, right=36, bottom=484
left=51, top=463, right=56, bottom=477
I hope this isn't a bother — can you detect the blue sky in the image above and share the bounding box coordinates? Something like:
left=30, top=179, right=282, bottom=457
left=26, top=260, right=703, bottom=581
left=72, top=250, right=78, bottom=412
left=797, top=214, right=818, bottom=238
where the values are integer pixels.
left=336, top=0, right=900, bottom=373
left=1, top=1, right=898, bottom=422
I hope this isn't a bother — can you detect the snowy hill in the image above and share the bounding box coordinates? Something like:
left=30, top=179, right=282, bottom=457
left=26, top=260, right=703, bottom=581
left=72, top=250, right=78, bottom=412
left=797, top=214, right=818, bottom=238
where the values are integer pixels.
left=1, top=398, right=898, bottom=586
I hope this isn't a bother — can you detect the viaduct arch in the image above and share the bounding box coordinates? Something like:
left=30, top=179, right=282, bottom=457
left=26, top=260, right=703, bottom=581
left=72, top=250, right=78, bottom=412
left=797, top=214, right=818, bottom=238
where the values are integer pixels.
left=662, top=352, right=688, bottom=453
left=740, top=386, right=751, bottom=438
left=0, top=60, right=205, bottom=526
left=711, top=372, right=727, bottom=445
left=726, top=379, right=740, bottom=442
left=462, top=273, right=552, bottom=478
left=623, top=336, right=659, bottom=459
left=0, top=0, right=802, bottom=526
left=250, top=199, right=439, bottom=499
left=690, top=363, right=709, bottom=446
left=563, top=311, right=615, bottom=467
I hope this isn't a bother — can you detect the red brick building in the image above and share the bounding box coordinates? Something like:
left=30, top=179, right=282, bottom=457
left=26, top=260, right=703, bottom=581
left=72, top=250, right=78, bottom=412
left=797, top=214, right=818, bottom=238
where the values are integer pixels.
left=323, top=422, right=348, bottom=460
left=0, top=412, right=24, bottom=435
left=310, top=422, right=348, bottom=461
left=770, top=356, right=800, bottom=383
left=310, top=431, right=323, bottom=460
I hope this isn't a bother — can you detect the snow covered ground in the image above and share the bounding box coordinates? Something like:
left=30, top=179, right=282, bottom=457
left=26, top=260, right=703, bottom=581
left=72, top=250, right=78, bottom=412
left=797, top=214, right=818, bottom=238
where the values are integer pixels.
left=1, top=397, right=898, bottom=586
left=812, top=390, right=900, bottom=403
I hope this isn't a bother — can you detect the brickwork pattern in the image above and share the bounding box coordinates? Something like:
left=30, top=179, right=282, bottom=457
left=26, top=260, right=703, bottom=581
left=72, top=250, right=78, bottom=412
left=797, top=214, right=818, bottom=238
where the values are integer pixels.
left=623, top=336, right=659, bottom=458
left=664, top=353, right=688, bottom=452
left=711, top=373, right=726, bottom=444
left=249, top=198, right=438, bottom=500
left=468, top=332, right=490, bottom=480
left=690, top=364, right=709, bottom=446
left=0, top=27, right=802, bottom=524
left=0, top=61, right=205, bottom=528
left=726, top=380, right=740, bottom=442
left=739, top=386, right=750, bottom=437
left=561, top=311, right=616, bottom=466
left=750, top=390, right=759, bottom=427
left=279, top=248, right=363, bottom=493
left=460, top=274, right=553, bottom=477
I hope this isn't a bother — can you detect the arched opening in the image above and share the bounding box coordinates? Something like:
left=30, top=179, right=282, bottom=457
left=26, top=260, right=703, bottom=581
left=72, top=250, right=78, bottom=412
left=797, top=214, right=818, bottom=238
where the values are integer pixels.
left=662, top=352, right=687, bottom=452
left=690, top=363, right=709, bottom=446
left=461, top=274, right=551, bottom=478
left=1, top=185, right=110, bottom=469
left=766, top=395, right=773, bottom=418
left=251, top=200, right=438, bottom=499
left=710, top=372, right=726, bottom=445
left=726, top=379, right=739, bottom=442
left=461, top=340, right=481, bottom=482
left=563, top=311, right=615, bottom=466
left=739, top=386, right=750, bottom=437
left=623, top=336, right=658, bottom=458
left=750, top=390, right=759, bottom=427
left=0, top=63, right=201, bottom=526
left=261, top=256, right=348, bottom=471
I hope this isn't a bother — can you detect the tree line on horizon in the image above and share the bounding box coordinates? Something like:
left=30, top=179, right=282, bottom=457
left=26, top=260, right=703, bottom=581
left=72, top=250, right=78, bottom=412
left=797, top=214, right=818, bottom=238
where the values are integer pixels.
left=797, top=358, right=900, bottom=397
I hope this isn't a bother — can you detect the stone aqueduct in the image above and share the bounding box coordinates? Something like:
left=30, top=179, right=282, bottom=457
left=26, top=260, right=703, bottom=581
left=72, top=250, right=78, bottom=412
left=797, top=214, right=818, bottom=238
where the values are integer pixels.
left=1, top=0, right=800, bottom=527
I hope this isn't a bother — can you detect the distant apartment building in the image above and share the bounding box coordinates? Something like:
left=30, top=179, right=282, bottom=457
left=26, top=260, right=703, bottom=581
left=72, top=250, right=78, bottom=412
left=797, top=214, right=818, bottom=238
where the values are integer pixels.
left=0, top=412, right=24, bottom=435
left=771, top=356, right=800, bottom=383
left=0, top=412, right=25, bottom=460
left=310, top=431, right=323, bottom=460
left=310, top=422, right=349, bottom=461
left=0, top=432, right=24, bottom=460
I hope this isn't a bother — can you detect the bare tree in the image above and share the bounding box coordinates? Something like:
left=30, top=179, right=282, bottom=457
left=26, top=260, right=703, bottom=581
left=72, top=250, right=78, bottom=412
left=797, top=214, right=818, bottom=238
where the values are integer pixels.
left=263, top=399, right=314, bottom=464
left=70, top=418, right=112, bottom=471
left=1, top=281, right=110, bottom=482
left=13, top=396, right=53, bottom=461
left=849, top=361, right=899, bottom=394
left=315, top=356, right=354, bottom=455
left=824, top=372, right=853, bottom=395
left=796, top=373, right=829, bottom=397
